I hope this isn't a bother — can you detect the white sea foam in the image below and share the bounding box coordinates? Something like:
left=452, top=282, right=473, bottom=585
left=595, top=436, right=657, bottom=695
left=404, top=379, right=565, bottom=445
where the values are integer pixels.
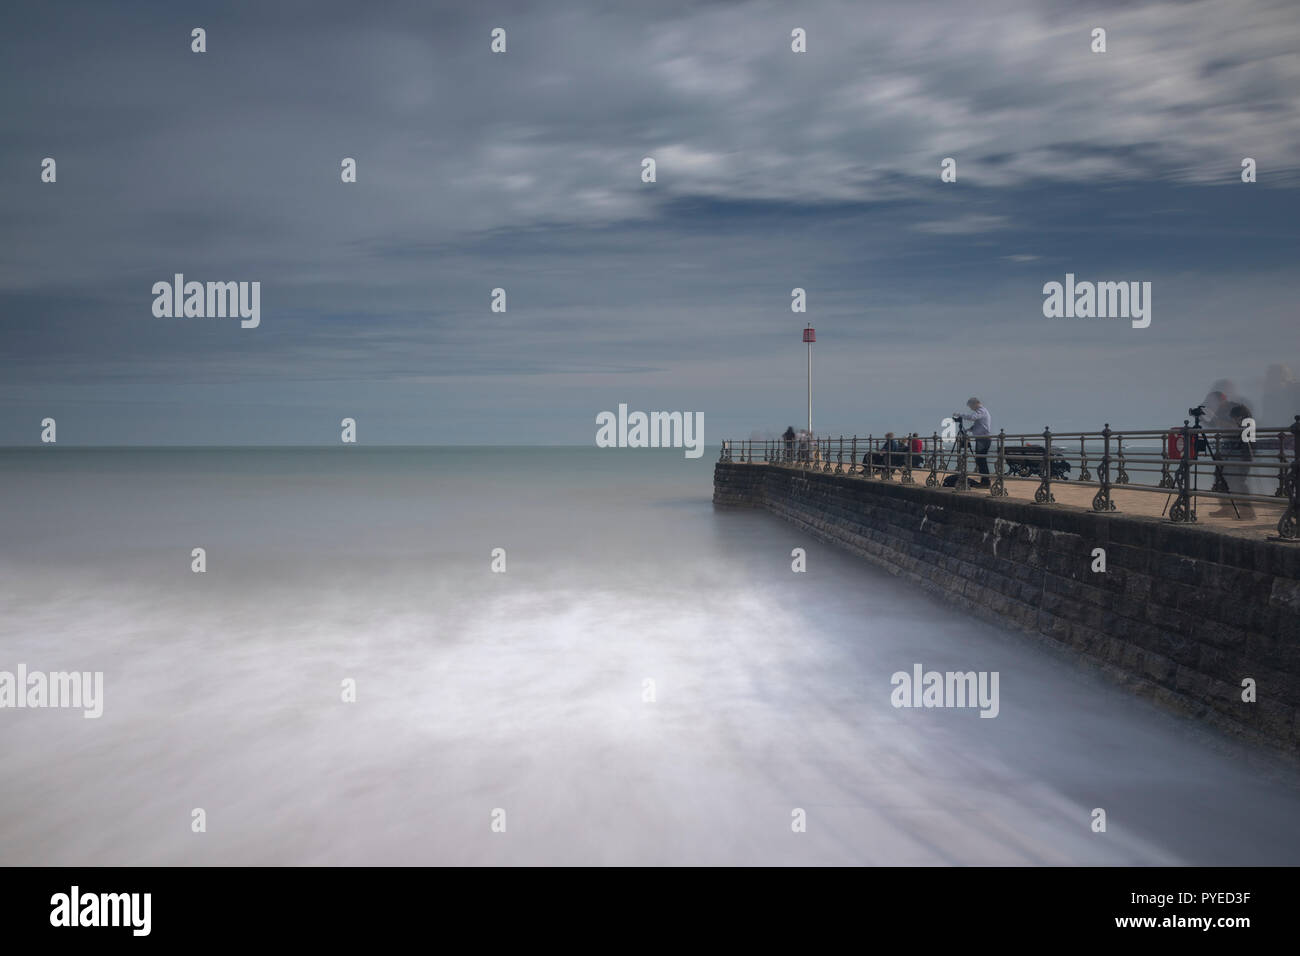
left=0, top=448, right=1296, bottom=864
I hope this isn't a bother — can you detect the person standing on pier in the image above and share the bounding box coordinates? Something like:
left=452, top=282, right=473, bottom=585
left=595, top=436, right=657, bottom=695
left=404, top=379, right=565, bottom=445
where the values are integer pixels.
left=956, top=398, right=993, bottom=487
left=1208, top=403, right=1257, bottom=520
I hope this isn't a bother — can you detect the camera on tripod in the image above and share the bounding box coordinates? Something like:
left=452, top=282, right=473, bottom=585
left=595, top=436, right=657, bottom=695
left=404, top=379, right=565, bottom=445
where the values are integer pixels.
left=1186, top=405, right=1216, bottom=454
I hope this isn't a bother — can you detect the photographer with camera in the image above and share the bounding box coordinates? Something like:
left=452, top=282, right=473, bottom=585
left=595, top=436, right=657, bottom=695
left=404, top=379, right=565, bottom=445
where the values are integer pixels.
left=953, top=398, right=993, bottom=488
left=1211, top=402, right=1257, bottom=519
left=1184, top=382, right=1256, bottom=520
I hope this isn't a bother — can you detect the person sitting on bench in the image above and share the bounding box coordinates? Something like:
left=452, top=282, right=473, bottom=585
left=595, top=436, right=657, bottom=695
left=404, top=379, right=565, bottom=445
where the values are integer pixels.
left=866, top=433, right=907, bottom=472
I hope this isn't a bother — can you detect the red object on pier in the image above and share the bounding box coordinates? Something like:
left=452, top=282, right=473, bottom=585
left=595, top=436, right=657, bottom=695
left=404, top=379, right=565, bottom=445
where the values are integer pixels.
left=802, top=327, right=816, bottom=342
left=1167, top=430, right=1197, bottom=461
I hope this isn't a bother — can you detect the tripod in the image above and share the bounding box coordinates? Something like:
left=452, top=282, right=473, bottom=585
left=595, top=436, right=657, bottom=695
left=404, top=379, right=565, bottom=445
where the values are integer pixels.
left=948, top=416, right=974, bottom=489
left=1163, top=416, right=1206, bottom=519
left=1161, top=412, right=1246, bottom=519
left=1202, top=429, right=1244, bottom=519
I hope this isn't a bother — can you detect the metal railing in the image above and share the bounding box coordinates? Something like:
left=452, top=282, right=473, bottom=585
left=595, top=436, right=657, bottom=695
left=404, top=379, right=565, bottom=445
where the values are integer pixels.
left=719, top=417, right=1300, bottom=540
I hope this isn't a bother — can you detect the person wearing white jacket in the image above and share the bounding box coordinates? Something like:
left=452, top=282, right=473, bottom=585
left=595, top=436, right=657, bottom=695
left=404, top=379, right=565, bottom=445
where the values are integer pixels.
left=955, top=398, right=992, bottom=487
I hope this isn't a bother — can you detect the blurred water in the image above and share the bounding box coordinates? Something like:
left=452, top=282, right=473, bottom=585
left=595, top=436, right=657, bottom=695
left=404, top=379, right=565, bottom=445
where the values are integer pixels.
left=0, top=447, right=1297, bottom=865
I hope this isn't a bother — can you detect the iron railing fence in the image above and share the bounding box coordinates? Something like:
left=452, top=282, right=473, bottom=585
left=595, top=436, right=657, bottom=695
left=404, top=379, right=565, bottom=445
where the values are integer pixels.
left=720, top=417, right=1300, bottom=539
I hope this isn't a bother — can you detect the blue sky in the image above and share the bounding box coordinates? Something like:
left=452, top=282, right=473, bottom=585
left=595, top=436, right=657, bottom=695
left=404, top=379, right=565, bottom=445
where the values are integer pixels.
left=2, top=0, right=1298, bottom=444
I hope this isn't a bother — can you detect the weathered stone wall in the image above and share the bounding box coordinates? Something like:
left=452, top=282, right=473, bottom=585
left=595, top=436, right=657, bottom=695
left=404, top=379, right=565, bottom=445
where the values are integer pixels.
left=714, top=461, right=1300, bottom=753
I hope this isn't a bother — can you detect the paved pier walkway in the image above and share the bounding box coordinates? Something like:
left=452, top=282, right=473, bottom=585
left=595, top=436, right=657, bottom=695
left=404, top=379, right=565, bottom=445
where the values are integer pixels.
left=748, top=459, right=1290, bottom=540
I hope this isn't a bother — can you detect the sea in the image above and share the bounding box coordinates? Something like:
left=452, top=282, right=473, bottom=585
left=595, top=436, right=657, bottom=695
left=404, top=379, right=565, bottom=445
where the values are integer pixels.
left=1, top=446, right=1297, bottom=865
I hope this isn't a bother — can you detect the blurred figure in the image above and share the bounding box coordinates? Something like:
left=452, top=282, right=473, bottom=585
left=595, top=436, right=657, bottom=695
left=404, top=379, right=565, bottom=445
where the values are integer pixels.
left=1201, top=388, right=1228, bottom=425
left=1208, top=403, right=1256, bottom=519
left=782, top=425, right=796, bottom=461
left=1202, top=378, right=1270, bottom=498
left=1205, top=379, right=1240, bottom=429
left=1264, top=364, right=1300, bottom=426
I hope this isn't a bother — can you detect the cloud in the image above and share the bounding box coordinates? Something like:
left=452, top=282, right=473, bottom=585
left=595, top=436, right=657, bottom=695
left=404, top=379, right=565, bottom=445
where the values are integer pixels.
left=0, top=0, right=1298, bottom=443
left=913, top=215, right=1012, bottom=235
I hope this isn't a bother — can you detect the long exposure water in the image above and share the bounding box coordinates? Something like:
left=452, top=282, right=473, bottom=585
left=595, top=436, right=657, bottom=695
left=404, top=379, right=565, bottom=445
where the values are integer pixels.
left=1, top=447, right=1297, bottom=865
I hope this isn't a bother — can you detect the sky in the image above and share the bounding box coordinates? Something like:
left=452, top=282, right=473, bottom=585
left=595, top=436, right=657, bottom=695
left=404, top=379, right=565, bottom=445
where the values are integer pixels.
left=2, top=0, right=1299, bottom=445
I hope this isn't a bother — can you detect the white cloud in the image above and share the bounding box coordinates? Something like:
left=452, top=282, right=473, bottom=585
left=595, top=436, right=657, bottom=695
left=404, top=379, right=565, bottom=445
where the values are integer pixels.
left=913, top=215, right=1011, bottom=235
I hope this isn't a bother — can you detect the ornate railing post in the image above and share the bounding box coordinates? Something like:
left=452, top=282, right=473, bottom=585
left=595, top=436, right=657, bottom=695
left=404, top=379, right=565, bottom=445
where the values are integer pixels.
left=1170, top=420, right=1195, bottom=522
left=1092, top=424, right=1116, bottom=512
left=850, top=436, right=859, bottom=476
left=1278, top=417, right=1299, bottom=539
left=1276, top=428, right=1290, bottom=497
left=1034, top=427, right=1055, bottom=503
left=1158, top=430, right=1174, bottom=488
left=925, top=432, right=939, bottom=487
left=901, top=433, right=916, bottom=485
left=1078, top=435, right=1091, bottom=482
left=835, top=438, right=844, bottom=474
left=1116, top=433, right=1130, bottom=485
left=955, top=428, right=969, bottom=491
left=990, top=429, right=1007, bottom=497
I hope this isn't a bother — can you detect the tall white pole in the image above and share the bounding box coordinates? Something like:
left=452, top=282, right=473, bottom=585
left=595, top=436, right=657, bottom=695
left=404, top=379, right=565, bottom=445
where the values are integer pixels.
left=806, top=339, right=812, bottom=434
